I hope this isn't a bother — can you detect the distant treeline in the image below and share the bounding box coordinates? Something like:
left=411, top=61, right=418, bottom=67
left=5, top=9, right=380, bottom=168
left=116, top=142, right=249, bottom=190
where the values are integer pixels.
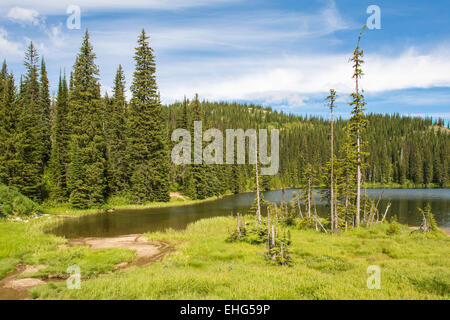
left=166, top=101, right=450, bottom=192
left=0, top=30, right=448, bottom=209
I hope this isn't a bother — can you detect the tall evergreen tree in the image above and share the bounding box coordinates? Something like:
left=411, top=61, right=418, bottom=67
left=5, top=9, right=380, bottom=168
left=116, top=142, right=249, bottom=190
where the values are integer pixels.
left=0, top=62, right=19, bottom=186
left=326, top=89, right=337, bottom=232
left=15, top=42, right=43, bottom=200
left=39, top=58, right=51, bottom=165
left=188, top=93, right=210, bottom=199
left=348, top=26, right=368, bottom=227
left=66, top=30, right=107, bottom=208
left=127, top=29, right=170, bottom=203
left=105, top=65, right=128, bottom=194
left=50, top=73, right=70, bottom=200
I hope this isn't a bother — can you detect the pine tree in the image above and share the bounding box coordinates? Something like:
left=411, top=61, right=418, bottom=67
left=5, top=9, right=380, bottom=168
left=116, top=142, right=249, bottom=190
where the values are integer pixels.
left=335, top=125, right=357, bottom=230
left=326, top=89, right=337, bottom=232
left=127, top=29, right=170, bottom=203
left=176, top=96, right=189, bottom=130
left=50, top=73, right=70, bottom=200
left=299, top=163, right=317, bottom=217
left=66, top=30, right=106, bottom=208
left=348, top=26, right=368, bottom=227
left=0, top=62, right=19, bottom=186
left=105, top=65, right=128, bottom=194
left=188, top=93, right=209, bottom=199
left=15, top=42, right=43, bottom=200
left=39, top=58, right=51, bottom=165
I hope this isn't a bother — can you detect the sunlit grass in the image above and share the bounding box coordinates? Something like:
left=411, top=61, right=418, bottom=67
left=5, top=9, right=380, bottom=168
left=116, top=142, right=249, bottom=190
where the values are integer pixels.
left=31, top=217, right=450, bottom=300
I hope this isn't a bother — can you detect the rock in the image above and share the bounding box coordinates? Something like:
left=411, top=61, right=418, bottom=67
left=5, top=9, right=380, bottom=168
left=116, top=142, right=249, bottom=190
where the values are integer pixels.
left=22, top=265, right=47, bottom=274
left=4, top=278, right=46, bottom=290
left=106, top=209, right=115, bottom=213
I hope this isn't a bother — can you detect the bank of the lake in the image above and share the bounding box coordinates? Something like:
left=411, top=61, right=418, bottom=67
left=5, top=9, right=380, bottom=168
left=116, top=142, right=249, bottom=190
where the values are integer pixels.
left=1, top=190, right=449, bottom=300
left=0, top=196, right=222, bottom=281
left=49, top=188, right=450, bottom=239
left=31, top=217, right=449, bottom=300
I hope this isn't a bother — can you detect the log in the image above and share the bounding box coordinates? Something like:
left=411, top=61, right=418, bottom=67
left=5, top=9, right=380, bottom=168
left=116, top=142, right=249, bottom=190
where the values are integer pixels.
left=314, top=215, right=328, bottom=233
left=380, top=202, right=391, bottom=223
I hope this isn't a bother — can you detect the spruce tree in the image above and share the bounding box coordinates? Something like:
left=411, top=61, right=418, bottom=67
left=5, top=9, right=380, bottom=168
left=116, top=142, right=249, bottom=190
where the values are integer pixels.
left=127, top=29, right=170, bottom=203
left=50, top=73, right=70, bottom=200
left=189, top=93, right=209, bottom=199
left=105, top=65, right=128, bottom=194
left=39, top=58, right=51, bottom=165
left=15, top=42, right=43, bottom=200
left=66, top=30, right=107, bottom=208
left=0, top=63, right=19, bottom=186
left=348, top=26, right=368, bottom=227
left=326, top=89, right=337, bottom=232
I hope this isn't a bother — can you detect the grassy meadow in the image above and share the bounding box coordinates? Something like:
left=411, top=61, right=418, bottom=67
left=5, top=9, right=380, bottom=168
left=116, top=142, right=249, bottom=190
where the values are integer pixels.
left=21, top=216, right=450, bottom=300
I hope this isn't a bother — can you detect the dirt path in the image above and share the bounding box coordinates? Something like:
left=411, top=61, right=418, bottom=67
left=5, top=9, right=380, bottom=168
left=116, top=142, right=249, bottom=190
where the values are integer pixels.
left=0, top=235, right=171, bottom=300
left=65, top=235, right=172, bottom=268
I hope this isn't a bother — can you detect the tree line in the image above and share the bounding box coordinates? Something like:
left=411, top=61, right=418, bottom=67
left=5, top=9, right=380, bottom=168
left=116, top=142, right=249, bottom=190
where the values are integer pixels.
left=0, top=29, right=448, bottom=210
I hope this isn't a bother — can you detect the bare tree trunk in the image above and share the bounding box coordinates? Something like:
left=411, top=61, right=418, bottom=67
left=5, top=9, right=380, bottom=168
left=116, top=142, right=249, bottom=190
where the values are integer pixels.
left=356, top=131, right=361, bottom=227
left=237, top=213, right=241, bottom=238
left=330, top=103, right=335, bottom=233
left=314, top=215, right=328, bottom=233
left=267, top=210, right=271, bottom=251
left=381, top=202, right=391, bottom=223
left=307, top=177, right=311, bottom=217
left=297, top=197, right=303, bottom=219
left=271, top=225, right=275, bottom=247
left=255, top=142, right=261, bottom=226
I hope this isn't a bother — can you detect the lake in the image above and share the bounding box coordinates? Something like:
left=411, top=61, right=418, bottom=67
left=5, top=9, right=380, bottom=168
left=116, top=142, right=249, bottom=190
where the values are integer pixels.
left=50, top=189, right=450, bottom=238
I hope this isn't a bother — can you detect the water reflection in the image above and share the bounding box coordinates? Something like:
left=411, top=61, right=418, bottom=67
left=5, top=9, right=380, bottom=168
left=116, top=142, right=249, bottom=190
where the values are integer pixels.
left=50, top=189, right=449, bottom=238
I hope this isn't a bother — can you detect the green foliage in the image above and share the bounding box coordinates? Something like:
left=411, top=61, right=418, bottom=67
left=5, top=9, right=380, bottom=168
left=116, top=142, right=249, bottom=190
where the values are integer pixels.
left=105, top=65, right=129, bottom=194
left=14, top=42, right=44, bottom=201
left=23, top=246, right=135, bottom=278
left=127, top=29, right=170, bottom=203
left=4, top=216, right=445, bottom=300
left=39, top=59, right=51, bottom=166
left=296, top=216, right=316, bottom=230
left=265, top=230, right=293, bottom=266
left=0, top=184, right=41, bottom=217
left=49, top=74, right=70, bottom=201
left=418, top=203, right=438, bottom=232
left=386, top=218, right=402, bottom=235
left=0, top=30, right=448, bottom=210
left=66, top=30, right=107, bottom=208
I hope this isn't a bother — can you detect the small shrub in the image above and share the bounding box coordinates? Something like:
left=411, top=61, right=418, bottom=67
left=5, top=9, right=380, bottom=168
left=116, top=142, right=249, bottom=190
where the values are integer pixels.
left=296, top=217, right=316, bottom=230
left=0, top=184, right=41, bottom=217
left=386, top=219, right=402, bottom=235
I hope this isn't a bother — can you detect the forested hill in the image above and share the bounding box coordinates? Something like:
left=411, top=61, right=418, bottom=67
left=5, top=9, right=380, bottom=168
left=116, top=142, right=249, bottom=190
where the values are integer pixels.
left=165, top=100, right=449, bottom=192
left=1, top=30, right=448, bottom=209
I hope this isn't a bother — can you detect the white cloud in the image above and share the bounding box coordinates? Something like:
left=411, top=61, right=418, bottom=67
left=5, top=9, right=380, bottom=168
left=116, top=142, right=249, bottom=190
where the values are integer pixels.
left=46, top=23, right=65, bottom=47
left=7, top=7, right=43, bottom=26
left=156, top=46, right=450, bottom=108
left=0, top=27, right=23, bottom=58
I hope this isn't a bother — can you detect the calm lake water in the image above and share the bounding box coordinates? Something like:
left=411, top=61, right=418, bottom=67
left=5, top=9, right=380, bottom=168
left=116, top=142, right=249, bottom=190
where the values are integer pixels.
left=50, top=189, right=450, bottom=238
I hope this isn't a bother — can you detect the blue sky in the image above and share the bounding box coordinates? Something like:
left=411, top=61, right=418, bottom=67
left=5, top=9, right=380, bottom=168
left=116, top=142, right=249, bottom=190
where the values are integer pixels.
left=0, top=0, right=449, bottom=121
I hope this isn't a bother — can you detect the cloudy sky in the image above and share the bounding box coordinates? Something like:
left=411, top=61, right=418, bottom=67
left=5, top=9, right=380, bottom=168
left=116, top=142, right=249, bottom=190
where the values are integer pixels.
left=0, top=0, right=449, bottom=120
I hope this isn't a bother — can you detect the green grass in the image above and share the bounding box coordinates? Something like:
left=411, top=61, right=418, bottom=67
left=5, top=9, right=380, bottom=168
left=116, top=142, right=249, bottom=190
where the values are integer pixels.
left=30, top=217, right=450, bottom=300
left=0, top=195, right=226, bottom=282
left=0, top=218, right=135, bottom=281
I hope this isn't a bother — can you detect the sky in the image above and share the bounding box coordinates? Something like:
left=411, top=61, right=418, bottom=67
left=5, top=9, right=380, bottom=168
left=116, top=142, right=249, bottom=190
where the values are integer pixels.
left=0, top=0, right=449, bottom=121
